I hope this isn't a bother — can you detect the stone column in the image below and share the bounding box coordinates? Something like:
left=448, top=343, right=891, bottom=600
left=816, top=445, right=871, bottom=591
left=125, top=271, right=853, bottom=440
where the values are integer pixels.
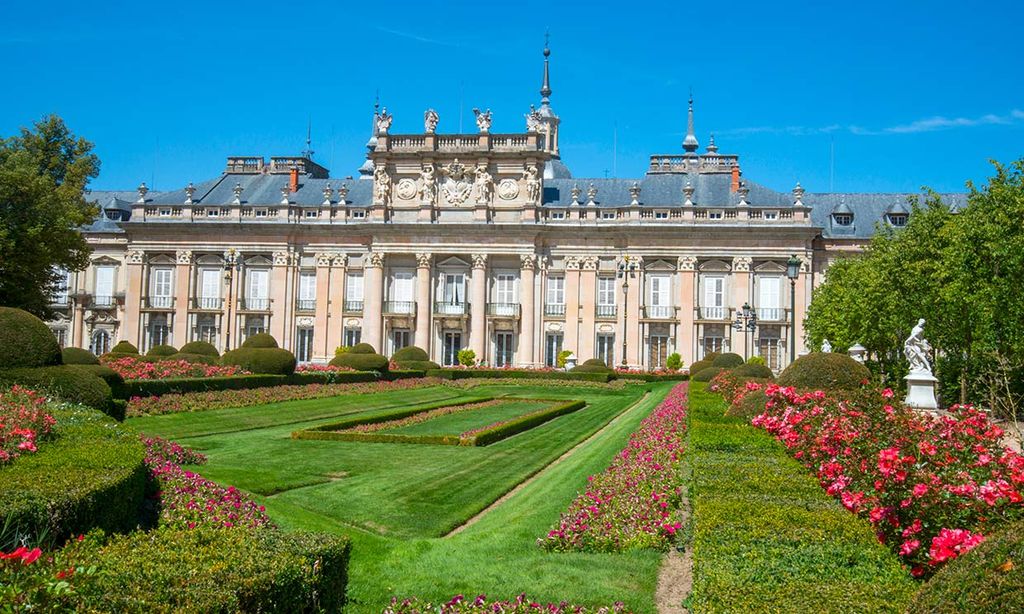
left=677, top=256, right=697, bottom=367
left=270, top=251, right=290, bottom=345
left=578, top=257, right=598, bottom=360
left=73, top=304, right=85, bottom=349
left=626, top=257, right=644, bottom=367
left=326, top=254, right=348, bottom=354
left=795, top=258, right=810, bottom=356
left=313, top=253, right=332, bottom=362
left=563, top=256, right=581, bottom=357
left=414, top=253, right=433, bottom=351
left=363, top=251, right=385, bottom=352
left=469, top=253, right=488, bottom=362
left=519, top=254, right=536, bottom=367
left=173, top=250, right=192, bottom=346
left=122, top=250, right=144, bottom=346
left=732, top=257, right=752, bottom=358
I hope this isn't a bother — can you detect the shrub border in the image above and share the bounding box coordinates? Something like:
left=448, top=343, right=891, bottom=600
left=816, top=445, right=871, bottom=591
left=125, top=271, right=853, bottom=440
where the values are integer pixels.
left=426, top=369, right=612, bottom=383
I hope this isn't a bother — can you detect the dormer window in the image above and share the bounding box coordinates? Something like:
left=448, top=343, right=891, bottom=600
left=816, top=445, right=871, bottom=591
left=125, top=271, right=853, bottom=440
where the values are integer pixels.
left=763, top=211, right=778, bottom=220
left=254, top=208, right=269, bottom=218
left=708, top=210, right=723, bottom=220
left=105, top=210, right=120, bottom=221
left=158, top=208, right=172, bottom=217
left=833, top=213, right=853, bottom=226
left=601, top=211, right=616, bottom=220
left=888, top=214, right=908, bottom=227
left=206, top=208, right=219, bottom=217
left=654, top=211, right=669, bottom=220
left=304, top=210, right=319, bottom=219
left=549, top=211, right=566, bottom=220
left=351, top=209, right=366, bottom=219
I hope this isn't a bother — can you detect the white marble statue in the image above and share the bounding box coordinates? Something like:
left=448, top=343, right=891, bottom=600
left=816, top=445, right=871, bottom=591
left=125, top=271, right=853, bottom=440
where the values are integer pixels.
left=474, top=164, right=493, bottom=204
left=904, top=318, right=933, bottom=375
left=473, top=108, right=492, bottom=133
left=821, top=338, right=832, bottom=353
left=424, top=109, right=439, bottom=133
left=525, top=105, right=542, bottom=132
left=373, top=166, right=391, bottom=205
left=523, top=164, right=541, bottom=203
left=375, top=108, right=393, bottom=135
left=419, top=164, right=436, bottom=203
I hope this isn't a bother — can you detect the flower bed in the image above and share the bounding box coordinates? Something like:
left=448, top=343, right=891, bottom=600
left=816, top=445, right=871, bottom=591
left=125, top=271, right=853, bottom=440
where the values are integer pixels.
left=385, top=594, right=626, bottom=613
left=540, top=383, right=688, bottom=552
left=126, top=377, right=445, bottom=417
left=294, top=363, right=354, bottom=372
left=344, top=399, right=502, bottom=434
left=102, top=355, right=246, bottom=380
left=0, top=386, right=56, bottom=464
left=751, top=383, right=1024, bottom=576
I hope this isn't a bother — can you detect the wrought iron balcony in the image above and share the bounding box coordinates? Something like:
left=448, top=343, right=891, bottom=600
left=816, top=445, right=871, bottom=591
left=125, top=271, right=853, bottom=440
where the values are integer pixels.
left=595, top=304, right=617, bottom=318
left=756, top=307, right=786, bottom=321
left=238, top=297, right=271, bottom=311
left=93, top=294, right=116, bottom=307
left=384, top=300, right=416, bottom=315
left=487, top=303, right=520, bottom=317
left=434, top=301, right=467, bottom=316
left=544, top=304, right=566, bottom=317
left=343, top=300, right=364, bottom=313
left=644, top=305, right=675, bottom=319
left=295, top=298, right=317, bottom=312
left=49, top=295, right=70, bottom=307
left=192, top=297, right=223, bottom=310
left=699, top=306, right=728, bottom=320
left=144, top=296, right=175, bottom=310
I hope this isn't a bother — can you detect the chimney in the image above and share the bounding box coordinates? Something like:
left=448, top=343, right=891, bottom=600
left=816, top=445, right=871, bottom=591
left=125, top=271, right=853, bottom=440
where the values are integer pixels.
left=289, top=167, right=299, bottom=193
left=730, top=165, right=741, bottom=193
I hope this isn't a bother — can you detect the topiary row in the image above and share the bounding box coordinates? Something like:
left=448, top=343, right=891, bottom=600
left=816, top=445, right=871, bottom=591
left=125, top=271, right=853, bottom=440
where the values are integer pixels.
left=221, top=333, right=297, bottom=375
left=391, top=345, right=440, bottom=371
left=331, top=342, right=388, bottom=372
left=776, top=352, right=871, bottom=390
left=570, top=358, right=615, bottom=374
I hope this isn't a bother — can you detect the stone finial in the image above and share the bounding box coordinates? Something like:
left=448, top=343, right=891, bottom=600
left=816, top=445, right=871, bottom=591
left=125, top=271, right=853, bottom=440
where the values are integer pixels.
left=322, top=184, right=333, bottom=205
left=682, top=94, right=699, bottom=153
left=707, top=133, right=718, bottom=154
left=473, top=108, right=492, bottom=133
left=586, top=183, right=598, bottom=205
left=337, top=182, right=349, bottom=204
left=540, top=33, right=552, bottom=105
left=737, top=181, right=750, bottom=206
left=232, top=182, right=243, bottom=204
left=683, top=180, right=695, bottom=206
left=629, top=182, right=641, bottom=206
left=376, top=107, right=393, bottom=134
left=137, top=182, right=149, bottom=203
left=184, top=182, right=196, bottom=205
left=793, top=181, right=805, bottom=205
left=280, top=185, right=290, bottom=205
left=525, top=105, right=542, bottom=132
left=821, top=338, right=833, bottom=353
left=570, top=183, right=581, bottom=205
left=424, top=109, right=439, bottom=133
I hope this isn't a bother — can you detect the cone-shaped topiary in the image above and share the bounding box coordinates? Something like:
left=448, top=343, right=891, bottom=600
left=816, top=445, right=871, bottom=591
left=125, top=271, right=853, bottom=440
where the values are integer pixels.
left=711, top=352, right=744, bottom=369
left=62, top=346, right=100, bottom=365
left=570, top=358, right=614, bottom=373
left=0, top=307, right=62, bottom=369
left=241, top=333, right=279, bottom=349
left=146, top=344, right=178, bottom=358
left=178, top=341, right=220, bottom=357
left=777, top=352, right=871, bottom=390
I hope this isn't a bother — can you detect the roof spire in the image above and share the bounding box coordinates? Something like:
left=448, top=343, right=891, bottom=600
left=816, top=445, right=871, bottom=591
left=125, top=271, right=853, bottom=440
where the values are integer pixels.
left=540, top=31, right=552, bottom=105
left=682, top=90, right=699, bottom=153
left=302, top=117, right=315, bottom=159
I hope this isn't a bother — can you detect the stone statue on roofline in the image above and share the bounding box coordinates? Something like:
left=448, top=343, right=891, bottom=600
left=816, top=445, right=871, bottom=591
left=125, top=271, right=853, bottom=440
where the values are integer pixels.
left=821, top=338, right=832, bottom=353
left=473, top=108, right=492, bottom=133
left=904, top=318, right=933, bottom=375
left=424, top=109, right=439, bottom=134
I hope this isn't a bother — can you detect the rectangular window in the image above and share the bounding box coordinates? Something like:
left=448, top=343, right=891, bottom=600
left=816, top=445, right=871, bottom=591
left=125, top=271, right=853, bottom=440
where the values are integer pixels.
left=296, top=328, right=314, bottom=362
left=708, top=210, right=723, bottom=220
left=702, top=324, right=726, bottom=357
left=495, top=274, right=516, bottom=304
left=304, top=210, right=318, bottom=219
left=601, top=211, right=616, bottom=220
left=200, top=269, right=220, bottom=309
left=654, top=211, right=669, bottom=220
left=550, top=211, right=566, bottom=220
left=649, top=335, right=670, bottom=369
left=254, top=208, right=268, bottom=218
left=53, top=269, right=70, bottom=305
left=343, top=328, right=361, bottom=347
left=545, top=332, right=564, bottom=368
left=443, top=332, right=462, bottom=367
left=94, top=266, right=115, bottom=305
left=159, top=208, right=172, bottom=217
left=391, top=329, right=410, bottom=353
left=546, top=276, right=565, bottom=305
left=494, top=332, right=514, bottom=367
left=297, top=272, right=317, bottom=311
left=758, top=276, right=782, bottom=320
left=150, top=268, right=173, bottom=308
left=442, top=273, right=465, bottom=305
left=245, top=316, right=266, bottom=338
left=702, top=276, right=725, bottom=319
left=763, top=211, right=778, bottom=220
left=596, top=333, right=615, bottom=366
left=346, top=272, right=364, bottom=302
left=648, top=275, right=670, bottom=307
left=246, top=269, right=269, bottom=310
left=351, top=210, right=366, bottom=219
left=148, top=315, right=169, bottom=349
left=598, top=277, right=615, bottom=306
left=391, top=271, right=414, bottom=302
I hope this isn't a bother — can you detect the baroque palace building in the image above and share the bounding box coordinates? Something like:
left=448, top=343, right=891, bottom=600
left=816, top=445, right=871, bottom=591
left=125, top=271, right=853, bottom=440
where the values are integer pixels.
left=49, top=46, right=966, bottom=371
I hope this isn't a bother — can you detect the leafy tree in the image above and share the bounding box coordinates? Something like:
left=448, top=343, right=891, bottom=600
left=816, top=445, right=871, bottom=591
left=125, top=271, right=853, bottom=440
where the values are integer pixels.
left=0, top=115, right=99, bottom=319
left=666, top=352, right=682, bottom=371
left=456, top=348, right=476, bottom=367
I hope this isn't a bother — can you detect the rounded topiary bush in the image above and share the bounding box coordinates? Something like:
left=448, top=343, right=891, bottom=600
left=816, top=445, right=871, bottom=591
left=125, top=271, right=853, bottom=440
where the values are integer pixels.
left=692, top=367, right=724, bottom=382
left=688, top=359, right=712, bottom=376
left=725, top=388, right=771, bottom=419
left=909, top=519, right=1024, bottom=612
left=178, top=341, right=220, bottom=357
left=392, top=345, right=428, bottom=362
left=732, top=363, right=774, bottom=379
left=109, top=341, right=139, bottom=355
left=348, top=343, right=377, bottom=355
left=0, top=365, right=113, bottom=414
left=170, top=352, right=218, bottom=365
left=62, top=346, right=100, bottom=365
left=241, top=333, right=279, bottom=349
left=0, top=307, right=62, bottom=369
left=570, top=358, right=614, bottom=373
left=221, top=347, right=296, bottom=375
left=777, top=352, right=871, bottom=391
left=146, top=344, right=178, bottom=358
left=330, top=352, right=389, bottom=372
left=711, top=352, right=744, bottom=369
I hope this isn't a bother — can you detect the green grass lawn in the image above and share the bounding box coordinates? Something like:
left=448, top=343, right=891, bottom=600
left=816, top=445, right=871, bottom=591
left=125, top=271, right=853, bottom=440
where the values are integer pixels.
left=686, top=382, right=917, bottom=613
left=128, top=381, right=671, bottom=612
left=379, top=398, right=552, bottom=436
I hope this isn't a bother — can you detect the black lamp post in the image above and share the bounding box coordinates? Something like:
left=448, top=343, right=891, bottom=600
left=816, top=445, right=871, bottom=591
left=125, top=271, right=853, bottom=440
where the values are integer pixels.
left=732, top=301, right=758, bottom=360
left=617, top=255, right=638, bottom=367
left=223, top=248, right=241, bottom=351
left=786, top=254, right=801, bottom=365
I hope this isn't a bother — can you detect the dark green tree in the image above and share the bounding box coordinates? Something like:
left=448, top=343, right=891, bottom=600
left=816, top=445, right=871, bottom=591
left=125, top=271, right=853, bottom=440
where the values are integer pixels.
left=0, top=115, right=100, bottom=318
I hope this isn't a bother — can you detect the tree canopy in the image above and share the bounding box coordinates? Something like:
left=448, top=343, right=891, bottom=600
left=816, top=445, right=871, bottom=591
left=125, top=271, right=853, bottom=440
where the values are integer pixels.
left=0, top=115, right=100, bottom=318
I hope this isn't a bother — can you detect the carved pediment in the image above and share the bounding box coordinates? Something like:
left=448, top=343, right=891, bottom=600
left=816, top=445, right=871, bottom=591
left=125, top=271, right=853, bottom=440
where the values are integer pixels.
left=195, top=254, right=223, bottom=265
left=91, top=255, right=122, bottom=266
left=754, top=261, right=787, bottom=273
left=644, top=258, right=677, bottom=272
left=244, top=255, right=273, bottom=267
left=147, top=253, right=176, bottom=266
left=699, top=259, right=732, bottom=272
left=437, top=256, right=470, bottom=268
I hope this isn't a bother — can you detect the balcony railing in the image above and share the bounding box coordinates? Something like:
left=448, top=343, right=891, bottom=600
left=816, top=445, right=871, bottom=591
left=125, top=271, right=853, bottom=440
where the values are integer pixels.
left=699, top=306, right=728, bottom=320
left=756, top=307, right=786, bottom=321
left=192, top=297, right=223, bottom=310
left=434, top=301, right=467, bottom=316
left=644, top=305, right=675, bottom=319
left=50, top=295, right=70, bottom=307
left=145, top=296, right=174, bottom=309
left=384, top=300, right=416, bottom=315
left=487, top=303, right=520, bottom=317
left=93, top=295, right=116, bottom=307
left=296, top=298, right=317, bottom=312
left=238, top=297, right=271, bottom=311
left=595, top=304, right=617, bottom=318
left=343, top=300, right=364, bottom=313
left=544, top=304, right=566, bottom=317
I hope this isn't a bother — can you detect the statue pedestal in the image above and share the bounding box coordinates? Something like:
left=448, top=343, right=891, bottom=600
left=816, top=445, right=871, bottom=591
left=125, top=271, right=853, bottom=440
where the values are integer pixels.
left=904, top=371, right=938, bottom=410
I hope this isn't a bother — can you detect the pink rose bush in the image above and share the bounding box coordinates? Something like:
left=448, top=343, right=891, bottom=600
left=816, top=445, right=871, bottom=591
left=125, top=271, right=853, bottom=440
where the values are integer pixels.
left=541, top=383, right=688, bottom=552
left=750, top=383, right=1024, bottom=575
left=0, top=386, right=56, bottom=464
left=294, top=363, right=354, bottom=373
left=141, top=434, right=271, bottom=530
left=102, top=355, right=246, bottom=380
left=385, top=594, right=626, bottom=614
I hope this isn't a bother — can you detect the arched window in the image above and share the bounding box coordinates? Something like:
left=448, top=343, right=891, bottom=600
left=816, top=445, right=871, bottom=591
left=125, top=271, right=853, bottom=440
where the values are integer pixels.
left=90, top=329, right=111, bottom=355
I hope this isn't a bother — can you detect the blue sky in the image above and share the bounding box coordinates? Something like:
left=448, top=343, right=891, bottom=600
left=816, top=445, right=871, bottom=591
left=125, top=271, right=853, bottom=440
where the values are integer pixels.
left=2, top=0, right=1021, bottom=194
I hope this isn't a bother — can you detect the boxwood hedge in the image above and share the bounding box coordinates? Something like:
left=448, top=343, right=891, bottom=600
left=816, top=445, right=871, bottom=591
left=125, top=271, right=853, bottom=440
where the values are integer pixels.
left=221, top=347, right=297, bottom=375
left=0, top=403, right=147, bottom=544
left=691, top=367, right=724, bottom=382
left=120, top=374, right=291, bottom=399
left=425, top=369, right=612, bottom=383
left=777, top=352, right=871, bottom=390
left=178, top=341, right=219, bottom=357
left=0, top=307, right=62, bottom=369
left=711, top=352, right=744, bottom=369
left=61, top=347, right=100, bottom=365
left=330, top=351, right=389, bottom=372
left=569, top=359, right=614, bottom=374
left=0, top=366, right=115, bottom=417
left=146, top=344, right=178, bottom=358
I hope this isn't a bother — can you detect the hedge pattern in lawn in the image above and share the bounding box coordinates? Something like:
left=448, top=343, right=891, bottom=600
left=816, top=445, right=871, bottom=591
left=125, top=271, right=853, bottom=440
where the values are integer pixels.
left=541, top=383, right=688, bottom=552
left=0, top=399, right=147, bottom=544
left=385, top=594, right=626, bottom=613
left=0, top=307, right=62, bottom=369
left=752, top=383, right=1024, bottom=576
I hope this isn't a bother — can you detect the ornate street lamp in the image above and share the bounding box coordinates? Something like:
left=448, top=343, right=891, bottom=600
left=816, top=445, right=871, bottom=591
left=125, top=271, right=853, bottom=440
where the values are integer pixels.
left=223, top=248, right=241, bottom=351
left=786, top=254, right=801, bottom=365
left=617, top=255, right=638, bottom=368
left=732, top=301, right=758, bottom=360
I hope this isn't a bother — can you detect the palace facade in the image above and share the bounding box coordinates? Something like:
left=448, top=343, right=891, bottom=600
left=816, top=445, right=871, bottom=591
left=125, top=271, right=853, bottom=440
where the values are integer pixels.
left=50, top=47, right=966, bottom=370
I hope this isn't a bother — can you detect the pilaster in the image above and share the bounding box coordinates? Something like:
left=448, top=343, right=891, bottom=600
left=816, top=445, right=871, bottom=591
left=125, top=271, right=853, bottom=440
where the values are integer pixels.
left=123, top=250, right=144, bottom=346
left=270, top=251, right=289, bottom=345
left=563, top=256, right=581, bottom=357
left=326, top=254, right=348, bottom=355
left=415, top=253, right=433, bottom=351
left=677, top=256, right=697, bottom=367
left=519, top=254, right=536, bottom=367
left=174, top=250, right=192, bottom=346
left=469, top=253, right=488, bottom=361
left=363, top=251, right=385, bottom=352
left=732, top=257, right=752, bottom=357
left=313, top=253, right=332, bottom=362
left=578, top=256, right=598, bottom=360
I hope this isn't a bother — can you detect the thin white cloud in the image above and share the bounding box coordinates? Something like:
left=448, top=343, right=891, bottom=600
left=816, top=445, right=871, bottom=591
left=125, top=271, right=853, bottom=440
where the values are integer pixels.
left=718, top=109, right=1024, bottom=138
left=374, top=27, right=463, bottom=49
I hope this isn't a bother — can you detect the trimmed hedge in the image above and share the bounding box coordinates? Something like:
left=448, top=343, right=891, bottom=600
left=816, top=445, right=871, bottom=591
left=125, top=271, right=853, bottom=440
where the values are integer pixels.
left=777, top=352, right=871, bottom=390
left=692, top=367, right=724, bottom=382
left=178, top=340, right=219, bottom=357
left=348, top=342, right=377, bottom=354
left=382, top=370, right=427, bottom=381
left=119, top=374, right=291, bottom=399
left=330, top=352, right=389, bottom=372
left=724, top=388, right=770, bottom=419
left=67, top=364, right=127, bottom=406
left=68, top=527, right=350, bottom=612
left=909, top=518, right=1024, bottom=612
left=392, top=345, right=429, bottom=362
left=570, top=359, right=614, bottom=374
left=61, top=347, right=100, bottom=365
left=0, top=403, right=147, bottom=544
left=169, top=352, right=218, bottom=365
left=0, top=366, right=115, bottom=418
left=425, top=369, right=613, bottom=383
left=731, top=363, right=774, bottom=379
left=109, top=340, right=139, bottom=355
left=298, top=396, right=495, bottom=436
left=221, top=347, right=297, bottom=375
left=614, top=372, right=690, bottom=382
left=286, top=371, right=380, bottom=386
left=0, top=307, right=62, bottom=369
left=393, top=359, right=440, bottom=371
left=472, top=400, right=586, bottom=446
left=241, top=333, right=279, bottom=349
left=711, top=353, right=744, bottom=369
left=146, top=344, right=178, bottom=358
left=688, top=359, right=712, bottom=377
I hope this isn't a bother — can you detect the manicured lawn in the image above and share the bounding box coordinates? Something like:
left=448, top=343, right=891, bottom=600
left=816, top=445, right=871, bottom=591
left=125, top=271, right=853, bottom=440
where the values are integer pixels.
left=686, top=383, right=917, bottom=612
left=380, top=398, right=552, bottom=436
